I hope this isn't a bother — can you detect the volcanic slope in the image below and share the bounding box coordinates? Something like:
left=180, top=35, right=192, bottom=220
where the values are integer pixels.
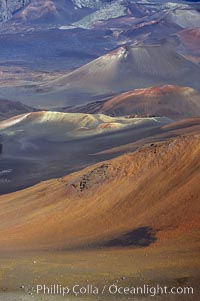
left=0, top=134, right=199, bottom=252
left=85, top=85, right=200, bottom=120
left=94, top=117, right=200, bottom=158
left=177, top=27, right=200, bottom=51
left=0, top=99, right=38, bottom=121
left=10, top=44, right=200, bottom=108
left=0, top=111, right=165, bottom=140
left=0, top=111, right=170, bottom=194
left=166, top=8, right=200, bottom=29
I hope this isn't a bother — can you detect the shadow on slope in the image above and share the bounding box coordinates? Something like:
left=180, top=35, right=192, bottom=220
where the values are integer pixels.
left=101, top=227, right=157, bottom=248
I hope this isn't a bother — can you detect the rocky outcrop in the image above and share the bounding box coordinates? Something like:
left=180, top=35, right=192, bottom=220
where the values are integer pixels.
left=0, top=0, right=30, bottom=22
left=72, top=0, right=103, bottom=9
left=70, top=163, right=109, bottom=191
left=0, top=0, right=112, bottom=23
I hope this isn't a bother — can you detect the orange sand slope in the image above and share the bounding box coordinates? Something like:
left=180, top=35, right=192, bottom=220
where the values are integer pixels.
left=100, top=85, right=200, bottom=120
left=66, top=86, right=200, bottom=121
left=0, top=134, right=199, bottom=252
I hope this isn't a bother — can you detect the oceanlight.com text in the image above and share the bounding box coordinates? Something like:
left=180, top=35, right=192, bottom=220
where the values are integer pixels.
left=25, top=283, right=194, bottom=297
